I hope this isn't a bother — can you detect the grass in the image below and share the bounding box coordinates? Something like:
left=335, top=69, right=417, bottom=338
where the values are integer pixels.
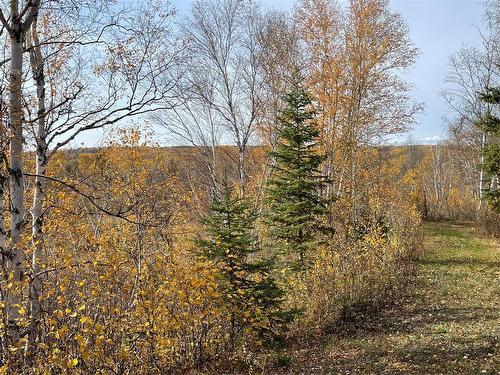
left=270, top=222, right=500, bottom=374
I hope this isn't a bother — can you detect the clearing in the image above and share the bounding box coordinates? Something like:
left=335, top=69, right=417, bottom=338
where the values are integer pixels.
left=274, top=222, right=500, bottom=374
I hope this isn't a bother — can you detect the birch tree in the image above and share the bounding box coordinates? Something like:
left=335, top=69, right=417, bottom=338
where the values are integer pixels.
left=0, top=0, right=41, bottom=350
left=295, top=0, right=420, bottom=222
left=175, top=0, right=264, bottom=198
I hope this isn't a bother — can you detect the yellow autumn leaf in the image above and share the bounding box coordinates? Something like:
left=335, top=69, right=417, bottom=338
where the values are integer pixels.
left=67, top=358, right=78, bottom=368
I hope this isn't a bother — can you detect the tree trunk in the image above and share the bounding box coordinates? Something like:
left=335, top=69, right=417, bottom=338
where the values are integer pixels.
left=238, top=147, right=245, bottom=198
left=478, top=131, right=486, bottom=212
left=0, top=127, right=7, bottom=265
left=0, top=149, right=7, bottom=356
left=6, top=15, right=26, bottom=343
left=28, top=15, right=47, bottom=344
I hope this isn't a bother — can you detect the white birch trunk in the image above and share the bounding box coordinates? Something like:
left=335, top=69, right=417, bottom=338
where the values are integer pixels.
left=478, top=131, right=486, bottom=212
left=6, top=5, right=25, bottom=340
left=28, top=15, right=47, bottom=343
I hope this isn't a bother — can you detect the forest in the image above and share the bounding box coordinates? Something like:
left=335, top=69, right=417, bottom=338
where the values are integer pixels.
left=0, top=0, right=498, bottom=373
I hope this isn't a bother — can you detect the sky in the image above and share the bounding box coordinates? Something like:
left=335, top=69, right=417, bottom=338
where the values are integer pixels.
left=80, top=0, right=488, bottom=147
left=387, top=0, right=486, bottom=144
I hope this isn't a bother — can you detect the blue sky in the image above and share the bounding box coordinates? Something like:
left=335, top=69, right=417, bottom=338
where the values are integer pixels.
left=170, top=0, right=486, bottom=144
left=388, top=0, right=485, bottom=144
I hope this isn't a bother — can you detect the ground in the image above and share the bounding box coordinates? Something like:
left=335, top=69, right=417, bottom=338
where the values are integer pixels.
left=273, top=222, right=500, bottom=374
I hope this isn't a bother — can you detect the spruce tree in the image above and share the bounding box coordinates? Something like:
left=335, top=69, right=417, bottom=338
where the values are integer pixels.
left=265, top=75, right=330, bottom=270
left=196, top=193, right=285, bottom=347
left=478, top=87, right=500, bottom=212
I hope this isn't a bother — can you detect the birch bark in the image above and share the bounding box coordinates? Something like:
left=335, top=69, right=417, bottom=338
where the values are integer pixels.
left=28, top=14, right=47, bottom=343
left=6, top=0, right=25, bottom=338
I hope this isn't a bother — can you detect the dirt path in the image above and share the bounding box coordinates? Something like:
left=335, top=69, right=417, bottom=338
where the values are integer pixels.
left=279, top=222, right=500, bottom=374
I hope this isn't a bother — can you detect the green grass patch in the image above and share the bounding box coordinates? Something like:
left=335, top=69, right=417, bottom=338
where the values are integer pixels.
left=272, top=222, right=500, bottom=374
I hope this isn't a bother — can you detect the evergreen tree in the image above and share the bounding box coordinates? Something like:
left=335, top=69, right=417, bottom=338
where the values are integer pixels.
left=196, top=192, right=285, bottom=347
left=478, top=87, right=500, bottom=212
left=266, top=74, right=330, bottom=270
